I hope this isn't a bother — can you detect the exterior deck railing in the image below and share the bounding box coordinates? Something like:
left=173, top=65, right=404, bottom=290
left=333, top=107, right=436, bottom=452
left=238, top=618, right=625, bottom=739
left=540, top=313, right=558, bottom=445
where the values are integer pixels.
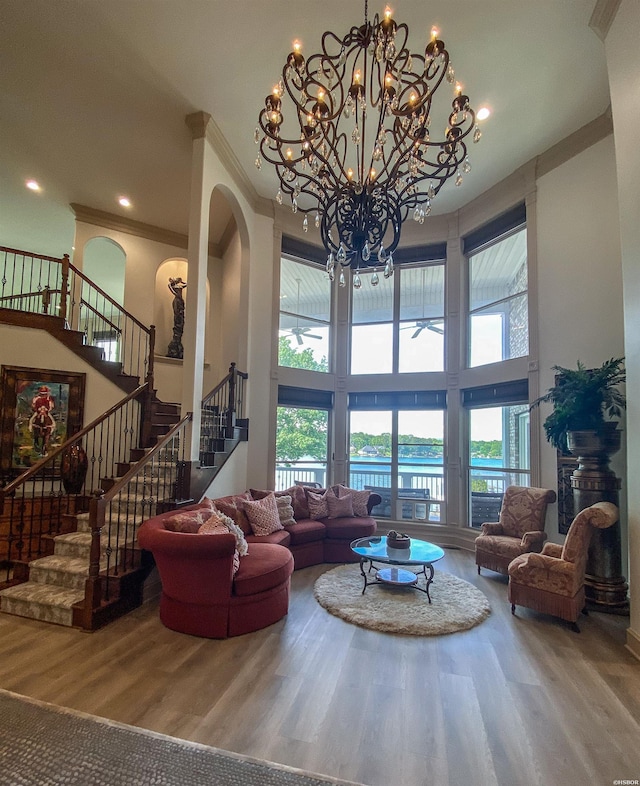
left=275, top=462, right=528, bottom=526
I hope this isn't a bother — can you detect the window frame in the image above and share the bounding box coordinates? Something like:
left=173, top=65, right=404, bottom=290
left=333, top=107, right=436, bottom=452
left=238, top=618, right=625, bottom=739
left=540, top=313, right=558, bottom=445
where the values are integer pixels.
left=349, top=257, right=447, bottom=376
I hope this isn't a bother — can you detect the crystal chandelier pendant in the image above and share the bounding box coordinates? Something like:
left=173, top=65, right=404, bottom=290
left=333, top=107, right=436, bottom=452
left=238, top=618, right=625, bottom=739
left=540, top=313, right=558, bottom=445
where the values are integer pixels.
left=353, top=271, right=362, bottom=289
left=276, top=188, right=283, bottom=205
left=371, top=270, right=379, bottom=287
left=339, top=269, right=346, bottom=287
left=256, top=8, right=481, bottom=284
left=326, top=252, right=335, bottom=272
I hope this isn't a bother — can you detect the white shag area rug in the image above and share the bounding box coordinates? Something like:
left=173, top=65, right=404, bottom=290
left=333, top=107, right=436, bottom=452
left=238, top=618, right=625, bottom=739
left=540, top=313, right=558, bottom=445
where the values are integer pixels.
left=314, top=564, right=491, bottom=636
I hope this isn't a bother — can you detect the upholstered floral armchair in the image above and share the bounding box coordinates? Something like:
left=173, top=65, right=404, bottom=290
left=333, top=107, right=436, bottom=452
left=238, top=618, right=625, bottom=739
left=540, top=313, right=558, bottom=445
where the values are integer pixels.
left=508, top=501, right=618, bottom=630
left=475, top=485, right=557, bottom=575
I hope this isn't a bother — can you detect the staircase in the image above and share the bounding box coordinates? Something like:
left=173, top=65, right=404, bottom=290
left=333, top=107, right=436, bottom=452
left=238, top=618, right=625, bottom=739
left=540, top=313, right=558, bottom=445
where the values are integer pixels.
left=1, top=509, right=137, bottom=626
left=0, top=245, right=249, bottom=631
left=0, top=398, right=182, bottom=627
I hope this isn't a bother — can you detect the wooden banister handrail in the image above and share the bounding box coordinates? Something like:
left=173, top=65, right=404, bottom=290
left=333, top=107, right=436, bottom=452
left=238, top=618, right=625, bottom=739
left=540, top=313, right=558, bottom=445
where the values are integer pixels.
left=96, top=412, right=193, bottom=507
left=70, top=263, right=151, bottom=335
left=0, top=288, right=62, bottom=304
left=79, top=298, right=122, bottom=333
left=0, top=245, right=66, bottom=263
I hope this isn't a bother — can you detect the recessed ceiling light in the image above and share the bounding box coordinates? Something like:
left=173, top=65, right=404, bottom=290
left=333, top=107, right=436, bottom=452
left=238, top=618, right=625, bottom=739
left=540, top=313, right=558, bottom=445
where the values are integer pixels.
left=118, top=196, right=132, bottom=208
left=477, top=107, right=491, bottom=121
left=26, top=179, right=41, bottom=192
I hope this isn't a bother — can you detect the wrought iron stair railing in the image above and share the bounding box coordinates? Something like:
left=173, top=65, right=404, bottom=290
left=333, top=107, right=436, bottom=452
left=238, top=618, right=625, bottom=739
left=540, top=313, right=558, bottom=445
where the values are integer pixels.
left=200, top=362, right=248, bottom=466
left=0, top=243, right=250, bottom=629
left=0, top=383, right=152, bottom=584
left=79, top=412, right=192, bottom=630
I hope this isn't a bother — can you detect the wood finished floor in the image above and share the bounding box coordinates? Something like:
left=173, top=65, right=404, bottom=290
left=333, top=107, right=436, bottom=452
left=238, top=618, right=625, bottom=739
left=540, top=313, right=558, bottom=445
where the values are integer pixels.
left=1, top=548, right=639, bottom=786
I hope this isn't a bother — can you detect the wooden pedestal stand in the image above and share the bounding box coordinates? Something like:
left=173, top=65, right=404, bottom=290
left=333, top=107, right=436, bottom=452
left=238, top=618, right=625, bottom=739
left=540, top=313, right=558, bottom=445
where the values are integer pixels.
left=569, top=428, right=629, bottom=614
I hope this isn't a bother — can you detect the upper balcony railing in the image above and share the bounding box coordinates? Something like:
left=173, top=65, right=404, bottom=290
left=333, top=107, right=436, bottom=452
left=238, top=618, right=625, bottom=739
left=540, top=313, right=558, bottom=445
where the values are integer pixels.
left=0, top=246, right=154, bottom=385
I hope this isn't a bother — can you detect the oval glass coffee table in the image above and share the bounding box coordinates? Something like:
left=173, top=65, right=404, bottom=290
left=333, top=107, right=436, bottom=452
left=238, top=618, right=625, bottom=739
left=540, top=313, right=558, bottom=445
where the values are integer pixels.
left=350, top=535, right=445, bottom=602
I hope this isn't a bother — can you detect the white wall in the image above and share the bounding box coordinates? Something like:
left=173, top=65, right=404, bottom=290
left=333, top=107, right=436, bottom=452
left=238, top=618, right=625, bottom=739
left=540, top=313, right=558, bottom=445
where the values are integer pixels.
left=72, top=223, right=220, bottom=405
left=605, top=0, right=640, bottom=658
left=536, top=134, right=626, bottom=542
left=0, top=323, right=126, bottom=425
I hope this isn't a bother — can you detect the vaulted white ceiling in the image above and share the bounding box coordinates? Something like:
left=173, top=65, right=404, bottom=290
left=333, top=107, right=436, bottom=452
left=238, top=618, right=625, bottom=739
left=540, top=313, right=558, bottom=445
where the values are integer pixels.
left=1, top=1, right=610, bottom=260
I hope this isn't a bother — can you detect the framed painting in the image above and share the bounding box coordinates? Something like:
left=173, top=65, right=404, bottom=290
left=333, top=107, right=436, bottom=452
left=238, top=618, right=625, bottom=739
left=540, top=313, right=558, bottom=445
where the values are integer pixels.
left=0, top=366, right=86, bottom=476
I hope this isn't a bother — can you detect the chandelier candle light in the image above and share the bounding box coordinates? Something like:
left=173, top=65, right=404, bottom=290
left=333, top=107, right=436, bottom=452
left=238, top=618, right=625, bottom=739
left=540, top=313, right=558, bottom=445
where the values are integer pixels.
left=255, top=2, right=482, bottom=288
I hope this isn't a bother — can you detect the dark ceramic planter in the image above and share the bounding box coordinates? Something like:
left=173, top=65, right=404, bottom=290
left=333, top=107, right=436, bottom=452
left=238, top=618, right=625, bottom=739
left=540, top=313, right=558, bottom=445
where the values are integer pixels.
left=61, top=443, right=89, bottom=495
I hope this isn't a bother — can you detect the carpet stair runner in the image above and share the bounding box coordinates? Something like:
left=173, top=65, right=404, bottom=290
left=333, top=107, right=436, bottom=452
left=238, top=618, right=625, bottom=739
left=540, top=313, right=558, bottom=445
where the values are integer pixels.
left=0, top=505, right=146, bottom=627
left=0, top=417, right=180, bottom=628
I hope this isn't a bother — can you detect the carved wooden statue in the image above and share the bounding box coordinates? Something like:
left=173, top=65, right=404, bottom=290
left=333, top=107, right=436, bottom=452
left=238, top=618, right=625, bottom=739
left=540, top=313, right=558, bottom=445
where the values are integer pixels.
left=167, top=277, right=187, bottom=359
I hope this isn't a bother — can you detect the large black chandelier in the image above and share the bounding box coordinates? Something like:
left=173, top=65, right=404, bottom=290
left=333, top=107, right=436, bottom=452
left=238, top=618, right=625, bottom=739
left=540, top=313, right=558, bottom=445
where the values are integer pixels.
left=255, top=2, right=481, bottom=288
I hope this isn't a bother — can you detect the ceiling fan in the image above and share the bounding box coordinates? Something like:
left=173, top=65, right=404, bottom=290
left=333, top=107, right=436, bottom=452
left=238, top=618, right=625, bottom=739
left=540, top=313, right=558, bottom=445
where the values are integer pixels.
left=288, top=326, right=322, bottom=345
left=283, top=279, right=322, bottom=345
left=403, top=319, right=445, bottom=339
left=399, top=269, right=445, bottom=338
left=411, top=319, right=444, bottom=338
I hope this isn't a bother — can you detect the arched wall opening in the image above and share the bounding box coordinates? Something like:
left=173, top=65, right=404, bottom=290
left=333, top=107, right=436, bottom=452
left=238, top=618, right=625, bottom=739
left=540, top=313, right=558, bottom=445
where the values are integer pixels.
left=155, top=258, right=193, bottom=358
left=206, top=184, right=251, bottom=382
left=82, top=237, right=126, bottom=305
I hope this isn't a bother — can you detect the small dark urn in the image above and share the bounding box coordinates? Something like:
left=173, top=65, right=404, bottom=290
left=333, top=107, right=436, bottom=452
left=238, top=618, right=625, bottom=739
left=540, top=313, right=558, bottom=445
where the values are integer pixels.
left=568, top=425, right=629, bottom=613
left=61, top=443, right=89, bottom=495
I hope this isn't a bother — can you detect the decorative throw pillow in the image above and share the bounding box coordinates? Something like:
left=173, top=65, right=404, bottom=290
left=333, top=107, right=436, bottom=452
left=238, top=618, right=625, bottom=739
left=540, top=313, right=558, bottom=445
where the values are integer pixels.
left=326, top=487, right=354, bottom=518
left=287, top=486, right=310, bottom=520
left=306, top=489, right=329, bottom=520
left=197, top=519, right=240, bottom=574
left=275, top=494, right=296, bottom=527
left=250, top=486, right=312, bottom=521
left=209, top=509, right=249, bottom=556
left=164, top=508, right=214, bottom=533
left=213, top=492, right=252, bottom=534
left=336, top=485, right=371, bottom=517
left=243, top=493, right=284, bottom=536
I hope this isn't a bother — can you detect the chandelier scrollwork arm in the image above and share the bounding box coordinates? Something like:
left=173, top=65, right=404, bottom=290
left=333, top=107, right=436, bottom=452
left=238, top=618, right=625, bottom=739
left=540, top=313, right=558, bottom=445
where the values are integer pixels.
left=255, top=5, right=482, bottom=286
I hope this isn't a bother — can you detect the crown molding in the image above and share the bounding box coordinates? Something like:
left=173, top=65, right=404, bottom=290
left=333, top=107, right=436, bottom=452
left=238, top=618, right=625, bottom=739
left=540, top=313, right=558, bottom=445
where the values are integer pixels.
left=190, top=112, right=273, bottom=219
left=71, top=203, right=189, bottom=248
left=590, top=0, right=622, bottom=41
left=73, top=103, right=614, bottom=260
left=70, top=204, right=221, bottom=257
left=536, top=107, right=613, bottom=178
left=185, top=110, right=211, bottom=140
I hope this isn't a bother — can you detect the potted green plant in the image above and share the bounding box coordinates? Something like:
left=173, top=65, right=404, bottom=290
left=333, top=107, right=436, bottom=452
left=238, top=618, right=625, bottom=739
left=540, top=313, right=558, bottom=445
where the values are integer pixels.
left=531, top=356, right=626, bottom=454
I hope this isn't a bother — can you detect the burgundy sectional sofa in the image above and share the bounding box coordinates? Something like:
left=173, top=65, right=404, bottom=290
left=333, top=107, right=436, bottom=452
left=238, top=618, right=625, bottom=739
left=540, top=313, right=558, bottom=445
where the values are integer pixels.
left=137, top=485, right=379, bottom=639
